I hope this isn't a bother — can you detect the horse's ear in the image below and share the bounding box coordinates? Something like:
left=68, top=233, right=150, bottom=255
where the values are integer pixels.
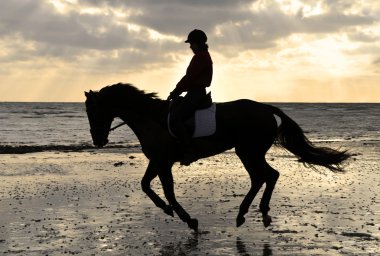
left=85, top=90, right=95, bottom=97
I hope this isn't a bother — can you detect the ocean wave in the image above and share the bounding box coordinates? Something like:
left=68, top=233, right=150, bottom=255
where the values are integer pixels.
left=21, top=114, right=83, bottom=119
left=59, top=115, right=84, bottom=118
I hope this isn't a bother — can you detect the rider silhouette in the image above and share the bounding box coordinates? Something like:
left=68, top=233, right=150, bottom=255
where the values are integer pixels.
left=167, top=29, right=213, bottom=165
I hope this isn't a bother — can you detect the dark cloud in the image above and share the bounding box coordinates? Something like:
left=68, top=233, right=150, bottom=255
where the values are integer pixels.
left=0, top=0, right=146, bottom=50
left=301, top=12, right=373, bottom=33
left=348, top=31, right=380, bottom=43
left=0, top=0, right=378, bottom=68
left=214, top=4, right=375, bottom=53
left=122, top=0, right=254, bottom=36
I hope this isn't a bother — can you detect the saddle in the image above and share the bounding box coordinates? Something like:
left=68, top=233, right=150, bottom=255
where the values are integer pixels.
left=168, top=93, right=216, bottom=138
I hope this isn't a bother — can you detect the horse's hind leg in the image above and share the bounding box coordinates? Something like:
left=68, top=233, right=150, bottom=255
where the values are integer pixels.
left=236, top=148, right=279, bottom=228
left=259, top=162, right=279, bottom=227
left=235, top=150, right=265, bottom=227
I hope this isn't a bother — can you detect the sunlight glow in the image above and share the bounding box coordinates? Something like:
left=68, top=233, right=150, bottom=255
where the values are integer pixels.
left=279, top=35, right=361, bottom=77
left=274, top=0, right=326, bottom=17
left=79, top=7, right=104, bottom=15
left=49, top=0, right=66, bottom=12
left=250, top=0, right=270, bottom=12
left=48, top=0, right=78, bottom=13
left=302, top=2, right=325, bottom=17
left=250, top=0, right=327, bottom=18
left=276, top=0, right=304, bottom=15
left=309, top=38, right=360, bottom=77
left=148, top=29, right=181, bottom=42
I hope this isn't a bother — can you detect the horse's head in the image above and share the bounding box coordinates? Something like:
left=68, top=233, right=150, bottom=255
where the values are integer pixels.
left=85, top=90, right=113, bottom=148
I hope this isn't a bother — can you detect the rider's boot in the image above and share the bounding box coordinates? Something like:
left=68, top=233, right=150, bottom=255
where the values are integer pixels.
left=179, top=136, right=197, bottom=166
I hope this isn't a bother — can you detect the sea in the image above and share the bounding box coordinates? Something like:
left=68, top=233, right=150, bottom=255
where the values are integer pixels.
left=0, top=102, right=379, bottom=154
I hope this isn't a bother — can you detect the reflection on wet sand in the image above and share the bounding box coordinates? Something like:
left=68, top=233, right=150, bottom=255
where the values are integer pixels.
left=157, top=233, right=274, bottom=256
left=236, top=237, right=272, bottom=256
left=158, top=232, right=199, bottom=255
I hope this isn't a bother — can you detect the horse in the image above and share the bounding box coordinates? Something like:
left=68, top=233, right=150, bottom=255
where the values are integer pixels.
left=84, top=83, right=350, bottom=231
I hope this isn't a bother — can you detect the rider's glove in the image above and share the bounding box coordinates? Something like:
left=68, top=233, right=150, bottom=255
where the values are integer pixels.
left=167, top=90, right=180, bottom=101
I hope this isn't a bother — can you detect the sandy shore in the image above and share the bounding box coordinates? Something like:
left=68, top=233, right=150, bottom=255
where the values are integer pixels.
left=0, top=142, right=379, bottom=255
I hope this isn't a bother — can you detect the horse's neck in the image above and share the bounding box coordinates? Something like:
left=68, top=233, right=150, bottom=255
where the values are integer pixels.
left=134, top=98, right=167, bottom=122
left=116, top=95, right=168, bottom=136
left=112, top=95, right=165, bottom=120
left=120, top=104, right=169, bottom=158
left=119, top=110, right=161, bottom=136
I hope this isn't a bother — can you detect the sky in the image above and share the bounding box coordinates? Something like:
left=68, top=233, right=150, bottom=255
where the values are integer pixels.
left=0, top=0, right=379, bottom=102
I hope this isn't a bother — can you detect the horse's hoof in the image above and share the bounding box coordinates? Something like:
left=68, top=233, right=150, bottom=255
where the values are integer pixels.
left=188, top=218, right=198, bottom=231
left=164, top=205, right=174, bottom=217
left=262, top=215, right=272, bottom=227
left=236, top=216, right=245, bottom=227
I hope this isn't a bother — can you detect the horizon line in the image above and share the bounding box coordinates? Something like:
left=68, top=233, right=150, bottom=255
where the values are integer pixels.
left=0, top=101, right=379, bottom=104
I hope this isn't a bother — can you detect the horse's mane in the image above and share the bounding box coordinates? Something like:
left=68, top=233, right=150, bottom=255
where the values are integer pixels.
left=98, top=83, right=159, bottom=100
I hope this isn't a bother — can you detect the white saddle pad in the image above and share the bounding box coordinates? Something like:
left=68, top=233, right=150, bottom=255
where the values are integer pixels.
left=193, top=103, right=216, bottom=137
left=168, top=104, right=217, bottom=138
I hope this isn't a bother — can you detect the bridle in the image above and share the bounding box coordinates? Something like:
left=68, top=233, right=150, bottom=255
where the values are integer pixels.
left=89, top=121, right=126, bottom=138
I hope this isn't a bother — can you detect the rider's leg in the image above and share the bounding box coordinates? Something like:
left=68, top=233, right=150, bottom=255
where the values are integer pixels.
left=170, top=88, right=206, bottom=165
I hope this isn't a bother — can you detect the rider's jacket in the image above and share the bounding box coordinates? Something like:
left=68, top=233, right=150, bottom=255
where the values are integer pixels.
left=175, top=50, right=213, bottom=93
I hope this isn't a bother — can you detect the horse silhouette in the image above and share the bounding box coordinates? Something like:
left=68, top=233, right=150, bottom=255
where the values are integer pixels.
left=85, top=83, right=350, bottom=231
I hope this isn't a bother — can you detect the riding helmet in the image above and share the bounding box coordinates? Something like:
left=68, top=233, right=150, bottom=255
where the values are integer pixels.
left=185, top=29, right=207, bottom=44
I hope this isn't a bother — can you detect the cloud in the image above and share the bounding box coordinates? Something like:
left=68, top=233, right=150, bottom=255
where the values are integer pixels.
left=124, top=0, right=254, bottom=35
left=0, top=0, right=142, bottom=50
left=348, top=30, right=380, bottom=43
left=214, top=2, right=375, bottom=53
left=0, top=1, right=377, bottom=55
left=0, top=0, right=379, bottom=81
left=79, top=0, right=376, bottom=49
left=0, top=0, right=182, bottom=71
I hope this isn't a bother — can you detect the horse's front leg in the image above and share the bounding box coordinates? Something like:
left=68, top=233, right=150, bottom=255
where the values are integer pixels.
left=158, top=167, right=198, bottom=231
left=141, top=161, right=174, bottom=217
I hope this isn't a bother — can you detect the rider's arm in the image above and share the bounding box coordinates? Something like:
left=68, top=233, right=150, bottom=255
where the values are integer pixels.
left=175, top=53, right=208, bottom=94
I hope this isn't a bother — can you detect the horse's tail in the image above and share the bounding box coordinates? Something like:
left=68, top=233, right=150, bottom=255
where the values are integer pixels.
left=269, top=105, right=350, bottom=172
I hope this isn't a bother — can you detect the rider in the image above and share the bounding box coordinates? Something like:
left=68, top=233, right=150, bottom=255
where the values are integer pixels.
left=167, top=29, right=213, bottom=165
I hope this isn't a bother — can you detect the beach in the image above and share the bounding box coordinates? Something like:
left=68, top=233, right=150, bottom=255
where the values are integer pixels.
left=0, top=141, right=379, bottom=255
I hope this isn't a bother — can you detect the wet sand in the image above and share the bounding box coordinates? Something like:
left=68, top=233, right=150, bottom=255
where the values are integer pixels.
left=0, top=142, right=379, bottom=255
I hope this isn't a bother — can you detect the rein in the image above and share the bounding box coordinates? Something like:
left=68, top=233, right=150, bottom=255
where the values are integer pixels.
left=109, top=122, right=126, bottom=132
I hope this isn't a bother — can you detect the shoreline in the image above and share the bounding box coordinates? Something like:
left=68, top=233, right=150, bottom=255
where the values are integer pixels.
left=0, top=139, right=378, bottom=154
